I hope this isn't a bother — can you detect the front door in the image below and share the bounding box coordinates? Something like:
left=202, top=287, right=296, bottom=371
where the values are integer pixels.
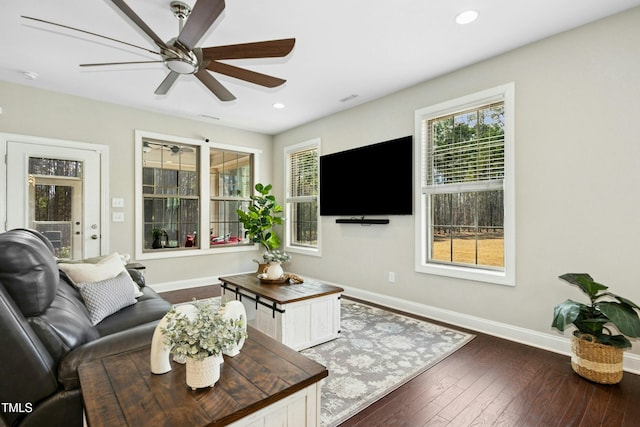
left=5, top=137, right=104, bottom=259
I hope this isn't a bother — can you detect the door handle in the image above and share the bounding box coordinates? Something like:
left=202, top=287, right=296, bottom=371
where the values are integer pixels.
left=91, top=234, right=99, bottom=240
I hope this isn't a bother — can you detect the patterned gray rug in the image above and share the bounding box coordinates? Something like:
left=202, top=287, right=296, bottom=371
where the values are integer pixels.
left=301, top=299, right=475, bottom=427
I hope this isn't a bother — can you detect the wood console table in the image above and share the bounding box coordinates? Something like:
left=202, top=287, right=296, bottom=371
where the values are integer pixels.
left=79, top=327, right=328, bottom=427
left=219, top=274, right=343, bottom=351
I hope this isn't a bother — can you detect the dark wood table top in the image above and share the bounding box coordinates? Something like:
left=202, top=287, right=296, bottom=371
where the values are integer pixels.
left=218, top=273, right=343, bottom=305
left=79, top=327, right=328, bottom=427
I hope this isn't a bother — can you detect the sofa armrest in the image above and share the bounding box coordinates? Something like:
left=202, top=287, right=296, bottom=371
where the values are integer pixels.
left=58, top=321, right=157, bottom=390
left=127, top=268, right=146, bottom=288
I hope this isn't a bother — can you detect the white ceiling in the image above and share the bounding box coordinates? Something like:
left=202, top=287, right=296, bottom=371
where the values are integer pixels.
left=2, top=1, right=639, bottom=135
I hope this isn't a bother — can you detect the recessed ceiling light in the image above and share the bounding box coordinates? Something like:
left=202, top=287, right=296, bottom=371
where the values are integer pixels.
left=273, top=102, right=285, bottom=109
left=455, top=10, right=479, bottom=25
left=23, top=71, right=39, bottom=80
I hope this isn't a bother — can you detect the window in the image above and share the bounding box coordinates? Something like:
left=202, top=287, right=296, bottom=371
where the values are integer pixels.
left=141, top=140, right=200, bottom=251
left=415, top=83, right=515, bottom=285
left=209, top=149, right=253, bottom=247
left=135, top=131, right=259, bottom=259
left=285, top=139, right=320, bottom=254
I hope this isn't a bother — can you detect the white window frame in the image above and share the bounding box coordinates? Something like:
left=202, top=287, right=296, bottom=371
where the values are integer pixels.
left=284, top=138, right=321, bottom=257
left=414, top=83, right=515, bottom=286
left=134, top=130, right=261, bottom=260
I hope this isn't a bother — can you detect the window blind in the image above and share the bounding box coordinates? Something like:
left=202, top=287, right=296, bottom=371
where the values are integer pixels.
left=424, top=102, right=504, bottom=191
left=287, top=147, right=318, bottom=200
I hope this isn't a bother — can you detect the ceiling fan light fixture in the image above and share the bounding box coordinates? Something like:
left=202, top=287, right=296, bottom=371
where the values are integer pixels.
left=166, top=57, right=198, bottom=74
left=455, top=10, right=479, bottom=25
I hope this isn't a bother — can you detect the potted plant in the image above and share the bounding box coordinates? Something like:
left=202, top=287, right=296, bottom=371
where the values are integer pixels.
left=151, top=228, right=167, bottom=249
left=237, top=183, right=284, bottom=251
left=161, top=300, right=247, bottom=390
left=237, top=183, right=289, bottom=274
left=552, top=273, right=640, bottom=384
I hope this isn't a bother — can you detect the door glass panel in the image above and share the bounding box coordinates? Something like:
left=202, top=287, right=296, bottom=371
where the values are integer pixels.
left=28, top=157, right=83, bottom=259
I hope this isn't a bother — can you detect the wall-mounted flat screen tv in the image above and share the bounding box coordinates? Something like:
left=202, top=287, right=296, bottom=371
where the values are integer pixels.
left=319, top=136, right=413, bottom=216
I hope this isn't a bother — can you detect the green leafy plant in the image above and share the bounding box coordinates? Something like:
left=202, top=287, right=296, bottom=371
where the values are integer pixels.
left=151, top=228, right=166, bottom=239
left=552, top=273, right=640, bottom=348
left=161, top=300, right=247, bottom=361
left=236, top=183, right=284, bottom=251
left=261, top=249, right=291, bottom=264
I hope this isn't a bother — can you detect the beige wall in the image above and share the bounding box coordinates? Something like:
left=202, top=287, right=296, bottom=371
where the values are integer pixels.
left=0, top=82, right=273, bottom=286
left=1, top=7, right=639, bottom=361
left=274, top=8, right=640, bottom=357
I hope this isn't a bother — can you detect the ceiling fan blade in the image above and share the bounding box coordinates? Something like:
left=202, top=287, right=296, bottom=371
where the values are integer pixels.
left=80, top=60, right=164, bottom=67
left=21, top=16, right=160, bottom=56
left=195, top=69, right=235, bottom=102
left=177, top=0, right=225, bottom=51
left=154, top=72, right=180, bottom=95
left=109, top=0, right=168, bottom=50
left=201, top=38, right=295, bottom=60
left=206, top=61, right=285, bottom=88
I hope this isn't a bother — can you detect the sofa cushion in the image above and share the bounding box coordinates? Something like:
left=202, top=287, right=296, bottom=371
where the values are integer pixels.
left=77, top=272, right=137, bottom=325
left=59, top=253, right=143, bottom=297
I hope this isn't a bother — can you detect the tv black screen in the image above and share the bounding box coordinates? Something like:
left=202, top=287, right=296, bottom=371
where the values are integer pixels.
left=319, top=136, right=413, bottom=216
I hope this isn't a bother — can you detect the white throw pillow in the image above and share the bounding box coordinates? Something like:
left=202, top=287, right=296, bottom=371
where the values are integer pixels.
left=77, top=271, right=137, bottom=325
left=59, top=253, right=143, bottom=297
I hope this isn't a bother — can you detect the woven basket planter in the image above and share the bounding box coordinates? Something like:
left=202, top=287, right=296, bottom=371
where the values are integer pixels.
left=571, top=334, right=624, bottom=384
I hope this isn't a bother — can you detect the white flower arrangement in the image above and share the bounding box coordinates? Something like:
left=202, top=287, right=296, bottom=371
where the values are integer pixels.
left=161, top=300, right=247, bottom=361
left=262, top=249, right=291, bottom=264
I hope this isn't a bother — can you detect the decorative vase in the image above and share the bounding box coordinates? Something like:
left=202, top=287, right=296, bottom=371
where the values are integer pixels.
left=185, top=354, right=222, bottom=390
left=264, top=261, right=284, bottom=280
left=571, top=334, right=624, bottom=384
left=152, top=236, right=162, bottom=249
left=219, top=300, right=247, bottom=357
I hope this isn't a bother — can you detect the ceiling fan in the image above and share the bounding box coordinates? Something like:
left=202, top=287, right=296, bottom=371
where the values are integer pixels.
left=143, top=141, right=195, bottom=154
left=22, top=0, right=295, bottom=102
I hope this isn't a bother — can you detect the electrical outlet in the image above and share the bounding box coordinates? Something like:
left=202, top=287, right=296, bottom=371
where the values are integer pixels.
left=388, top=272, right=396, bottom=283
left=112, top=197, right=124, bottom=208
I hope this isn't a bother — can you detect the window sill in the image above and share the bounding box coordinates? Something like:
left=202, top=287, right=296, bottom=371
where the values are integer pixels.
left=285, top=245, right=321, bottom=258
left=416, top=262, right=514, bottom=286
left=137, top=244, right=258, bottom=261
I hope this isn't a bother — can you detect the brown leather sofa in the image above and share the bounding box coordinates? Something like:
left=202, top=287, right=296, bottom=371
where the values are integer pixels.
left=0, top=229, right=172, bottom=427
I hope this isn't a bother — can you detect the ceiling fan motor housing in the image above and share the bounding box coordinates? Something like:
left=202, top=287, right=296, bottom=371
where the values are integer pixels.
left=163, top=39, right=199, bottom=74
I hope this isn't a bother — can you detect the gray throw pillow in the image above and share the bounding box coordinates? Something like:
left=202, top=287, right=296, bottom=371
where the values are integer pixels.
left=78, top=271, right=137, bottom=325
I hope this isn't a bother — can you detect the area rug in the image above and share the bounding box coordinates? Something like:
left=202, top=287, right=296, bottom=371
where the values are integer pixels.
left=301, top=299, right=475, bottom=427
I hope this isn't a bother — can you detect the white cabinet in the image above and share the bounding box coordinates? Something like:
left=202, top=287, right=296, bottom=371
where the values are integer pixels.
left=220, top=275, right=342, bottom=351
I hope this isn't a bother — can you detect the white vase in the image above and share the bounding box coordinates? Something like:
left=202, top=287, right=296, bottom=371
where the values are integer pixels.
left=224, top=337, right=246, bottom=357
left=185, top=354, right=222, bottom=390
left=264, top=261, right=284, bottom=280
left=219, top=301, right=247, bottom=357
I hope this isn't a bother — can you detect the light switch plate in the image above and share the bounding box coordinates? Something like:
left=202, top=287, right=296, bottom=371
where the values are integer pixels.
left=112, top=197, right=124, bottom=208
left=112, top=212, right=125, bottom=222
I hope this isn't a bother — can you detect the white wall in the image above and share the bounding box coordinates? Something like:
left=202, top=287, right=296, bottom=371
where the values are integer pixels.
left=273, top=8, right=640, bottom=361
left=1, top=7, right=639, bottom=366
left=0, top=82, right=273, bottom=287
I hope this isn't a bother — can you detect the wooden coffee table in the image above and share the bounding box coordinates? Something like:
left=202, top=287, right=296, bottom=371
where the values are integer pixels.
left=219, top=273, right=343, bottom=351
left=79, top=327, right=327, bottom=427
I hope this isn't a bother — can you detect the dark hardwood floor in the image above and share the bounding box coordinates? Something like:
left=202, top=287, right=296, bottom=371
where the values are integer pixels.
left=160, top=286, right=640, bottom=427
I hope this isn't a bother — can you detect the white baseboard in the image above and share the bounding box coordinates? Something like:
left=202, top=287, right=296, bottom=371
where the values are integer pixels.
left=150, top=274, right=640, bottom=375
left=148, top=270, right=254, bottom=293
left=335, top=282, right=640, bottom=376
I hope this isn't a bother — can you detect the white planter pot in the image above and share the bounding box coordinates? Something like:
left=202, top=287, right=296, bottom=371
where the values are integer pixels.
left=185, top=354, right=222, bottom=390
